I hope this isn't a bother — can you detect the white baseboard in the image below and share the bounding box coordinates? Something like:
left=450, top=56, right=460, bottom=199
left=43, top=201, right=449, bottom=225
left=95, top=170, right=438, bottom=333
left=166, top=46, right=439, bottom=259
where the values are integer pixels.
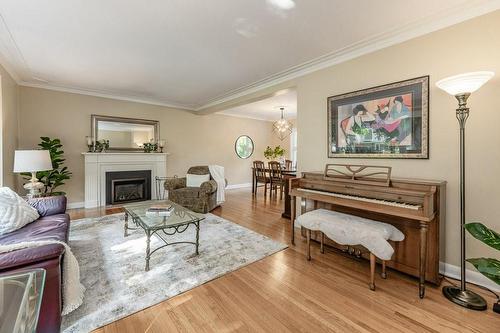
left=226, top=183, right=252, bottom=190
left=440, top=261, right=499, bottom=292
left=67, top=201, right=85, bottom=209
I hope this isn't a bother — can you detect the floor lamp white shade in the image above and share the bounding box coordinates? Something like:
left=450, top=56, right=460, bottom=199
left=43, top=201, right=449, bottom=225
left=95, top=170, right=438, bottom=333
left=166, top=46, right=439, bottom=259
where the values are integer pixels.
left=436, top=71, right=494, bottom=95
left=13, top=150, right=52, bottom=173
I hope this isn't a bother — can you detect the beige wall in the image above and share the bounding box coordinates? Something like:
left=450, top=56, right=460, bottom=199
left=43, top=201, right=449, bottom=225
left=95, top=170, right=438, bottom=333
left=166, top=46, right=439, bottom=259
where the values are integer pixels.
left=201, top=11, right=500, bottom=267
left=294, top=12, right=500, bottom=266
left=0, top=64, right=19, bottom=189
left=18, top=87, right=275, bottom=204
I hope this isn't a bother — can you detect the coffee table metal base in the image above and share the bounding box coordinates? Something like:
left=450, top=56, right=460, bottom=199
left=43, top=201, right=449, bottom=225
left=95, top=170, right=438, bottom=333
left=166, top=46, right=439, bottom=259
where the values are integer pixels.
left=144, top=220, right=200, bottom=271
left=123, top=213, right=137, bottom=237
left=123, top=202, right=203, bottom=272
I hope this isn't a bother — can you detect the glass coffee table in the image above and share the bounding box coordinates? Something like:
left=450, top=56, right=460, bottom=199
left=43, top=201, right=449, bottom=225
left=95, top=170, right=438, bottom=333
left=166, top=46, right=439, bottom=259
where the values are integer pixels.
left=123, top=200, right=205, bottom=271
left=0, top=269, right=46, bottom=333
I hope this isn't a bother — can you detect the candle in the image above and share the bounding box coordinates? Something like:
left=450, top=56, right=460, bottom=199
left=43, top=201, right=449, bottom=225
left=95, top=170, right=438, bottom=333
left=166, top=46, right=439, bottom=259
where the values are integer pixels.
left=86, top=136, right=93, bottom=146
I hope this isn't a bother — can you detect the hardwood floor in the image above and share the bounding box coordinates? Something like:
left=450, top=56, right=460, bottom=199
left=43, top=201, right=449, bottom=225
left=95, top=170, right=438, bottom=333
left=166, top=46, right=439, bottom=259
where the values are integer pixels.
left=69, top=189, right=499, bottom=333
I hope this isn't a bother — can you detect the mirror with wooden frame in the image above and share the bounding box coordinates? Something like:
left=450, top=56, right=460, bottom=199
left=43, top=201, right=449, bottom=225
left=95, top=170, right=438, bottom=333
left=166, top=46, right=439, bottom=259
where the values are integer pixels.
left=91, top=115, right=159, bottom=151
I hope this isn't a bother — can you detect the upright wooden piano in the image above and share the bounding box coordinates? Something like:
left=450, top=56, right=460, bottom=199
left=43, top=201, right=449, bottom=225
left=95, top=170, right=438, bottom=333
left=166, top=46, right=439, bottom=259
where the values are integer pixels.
left=289, top=164, right=446, bottom=298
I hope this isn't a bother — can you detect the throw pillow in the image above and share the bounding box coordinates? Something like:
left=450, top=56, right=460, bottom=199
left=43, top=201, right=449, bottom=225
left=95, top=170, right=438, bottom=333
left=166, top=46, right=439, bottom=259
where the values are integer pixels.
left=186, top=174, right=210, bottom=187
left=0, top=187, right=40, bottom=235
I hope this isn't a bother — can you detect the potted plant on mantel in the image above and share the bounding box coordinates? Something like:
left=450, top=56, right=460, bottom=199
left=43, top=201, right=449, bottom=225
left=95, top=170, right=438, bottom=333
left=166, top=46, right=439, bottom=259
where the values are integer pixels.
left=22, top=137, right=72, bottom=199
left=142, top=141, right=158, bottom=153
left=264, top=145, right=286, bottom=165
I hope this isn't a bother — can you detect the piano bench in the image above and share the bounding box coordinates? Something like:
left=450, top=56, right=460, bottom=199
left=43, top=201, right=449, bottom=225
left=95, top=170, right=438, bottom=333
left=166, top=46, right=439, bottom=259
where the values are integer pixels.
left=296, top=209, right=404, bottom=292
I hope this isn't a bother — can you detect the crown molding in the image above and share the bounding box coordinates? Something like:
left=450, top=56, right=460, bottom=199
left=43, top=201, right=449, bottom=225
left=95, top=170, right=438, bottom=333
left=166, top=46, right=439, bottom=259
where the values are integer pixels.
left=196, top=1, right=500, bottom=111
left=216, top=111, right=275, bottom=122
left=19, top=81, right=196, bottom=111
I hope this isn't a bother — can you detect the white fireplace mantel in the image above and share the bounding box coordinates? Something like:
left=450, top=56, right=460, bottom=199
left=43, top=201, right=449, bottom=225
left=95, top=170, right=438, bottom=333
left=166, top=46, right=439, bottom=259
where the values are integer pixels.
left=83, top=152, right=168, bottom=208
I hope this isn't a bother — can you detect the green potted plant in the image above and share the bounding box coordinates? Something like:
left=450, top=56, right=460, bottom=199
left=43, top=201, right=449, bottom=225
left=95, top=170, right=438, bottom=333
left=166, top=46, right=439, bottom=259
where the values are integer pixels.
left=274, top=145, right=285, bottom=161
left=22, top=137, right=72, bottom=196
left=464, top=223, right=500, bottom=285
left=95, top=139, right=109, bottom=152
left=264, top=145, right=286, bottom=160
left=264, top=146, right=274, bottom=160
left=143, top=141, right=158, bottom=153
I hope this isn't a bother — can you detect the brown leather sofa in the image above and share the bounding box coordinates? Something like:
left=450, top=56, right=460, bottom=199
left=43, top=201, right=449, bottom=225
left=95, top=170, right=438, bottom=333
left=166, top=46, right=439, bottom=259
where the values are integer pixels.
left=0, top=195, right=69, bottom=333
left=164, top=166, right=225, bottom=213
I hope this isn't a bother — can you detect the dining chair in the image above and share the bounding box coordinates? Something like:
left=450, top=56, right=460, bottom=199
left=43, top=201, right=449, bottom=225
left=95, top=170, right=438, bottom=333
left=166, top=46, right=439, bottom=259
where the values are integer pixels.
left=268, top=161, right=285, bottom=199
left=253, top=160, right=269, bottom=196
left=285, top=159, right=293, bottom=170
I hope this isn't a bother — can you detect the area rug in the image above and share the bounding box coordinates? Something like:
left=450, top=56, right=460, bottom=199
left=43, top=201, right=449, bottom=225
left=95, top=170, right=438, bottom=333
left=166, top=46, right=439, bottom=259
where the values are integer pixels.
left=62, top=213, right=287, bottom=333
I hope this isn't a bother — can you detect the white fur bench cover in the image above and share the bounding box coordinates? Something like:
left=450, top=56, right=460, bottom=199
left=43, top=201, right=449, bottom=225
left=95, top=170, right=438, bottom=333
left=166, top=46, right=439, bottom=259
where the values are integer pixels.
left=296, top=209, right=404, bottom=260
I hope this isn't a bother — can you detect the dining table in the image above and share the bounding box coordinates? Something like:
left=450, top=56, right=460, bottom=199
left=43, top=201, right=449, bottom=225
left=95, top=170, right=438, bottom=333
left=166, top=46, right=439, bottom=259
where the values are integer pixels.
left=251, top=166, right=297, bottom=219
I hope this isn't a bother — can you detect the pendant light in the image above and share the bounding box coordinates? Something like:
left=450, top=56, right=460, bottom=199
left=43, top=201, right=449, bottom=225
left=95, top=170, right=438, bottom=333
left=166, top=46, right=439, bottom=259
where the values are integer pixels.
left=272, top=107, right=292, bottom=140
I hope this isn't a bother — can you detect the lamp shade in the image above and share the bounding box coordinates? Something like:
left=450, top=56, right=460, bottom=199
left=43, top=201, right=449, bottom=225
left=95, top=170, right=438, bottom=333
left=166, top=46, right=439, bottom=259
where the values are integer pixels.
left=13, top=150, right=53, bottom=173
left=436, top=71, right=494, bottom=96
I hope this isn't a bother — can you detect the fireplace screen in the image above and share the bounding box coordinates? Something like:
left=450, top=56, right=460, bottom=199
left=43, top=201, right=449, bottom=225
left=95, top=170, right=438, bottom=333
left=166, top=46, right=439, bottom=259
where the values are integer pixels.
left=105, top=170, right=151, bottom=205
left=112, top=178, right=145, bottom=203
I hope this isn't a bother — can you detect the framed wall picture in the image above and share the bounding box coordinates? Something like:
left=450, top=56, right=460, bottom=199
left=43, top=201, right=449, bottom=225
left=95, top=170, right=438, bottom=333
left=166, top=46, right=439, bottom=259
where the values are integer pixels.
left=327, top=76, right=429, bottom=159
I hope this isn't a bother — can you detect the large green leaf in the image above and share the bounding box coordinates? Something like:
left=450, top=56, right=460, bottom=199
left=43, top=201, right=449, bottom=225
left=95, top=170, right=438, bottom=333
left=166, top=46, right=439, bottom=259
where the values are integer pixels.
left=466, top=258, right=500, bottom=285
left=465, top=223, right=500, bottom=251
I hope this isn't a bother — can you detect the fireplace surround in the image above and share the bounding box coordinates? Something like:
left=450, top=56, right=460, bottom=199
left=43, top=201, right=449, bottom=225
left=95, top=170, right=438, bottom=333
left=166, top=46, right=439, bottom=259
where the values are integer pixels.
left=83, top=152, right=167, bottom=208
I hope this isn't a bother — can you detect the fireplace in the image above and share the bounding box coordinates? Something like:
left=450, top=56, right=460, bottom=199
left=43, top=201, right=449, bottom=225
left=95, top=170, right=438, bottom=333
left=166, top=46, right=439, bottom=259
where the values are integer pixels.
left=105, top=170, right=151, bottom=205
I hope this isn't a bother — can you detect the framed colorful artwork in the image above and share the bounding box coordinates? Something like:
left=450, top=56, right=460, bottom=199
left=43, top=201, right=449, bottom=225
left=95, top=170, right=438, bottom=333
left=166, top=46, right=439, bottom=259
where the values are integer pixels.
left=327, top=76, right=429, bottom=159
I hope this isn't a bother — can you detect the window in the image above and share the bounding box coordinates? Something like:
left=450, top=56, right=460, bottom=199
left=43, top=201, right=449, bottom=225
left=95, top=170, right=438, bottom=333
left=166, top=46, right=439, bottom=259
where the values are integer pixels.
left=235, top=135, right=254, bottom=159
left=290, top=127, right=297, bottom=167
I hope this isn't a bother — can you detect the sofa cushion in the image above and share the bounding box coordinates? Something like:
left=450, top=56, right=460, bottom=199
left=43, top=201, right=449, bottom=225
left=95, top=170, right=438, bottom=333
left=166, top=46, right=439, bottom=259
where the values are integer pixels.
left=186, top=173, right=210, bottom=187
left=187, top=166, right=210, bottom=175
left=0, top=213, right=70, bottom=270
left=27, top=195, right=67, bottom=217
left=171, top=187, right=201, bottom=199
left=0, top=187, right=39, bottom=235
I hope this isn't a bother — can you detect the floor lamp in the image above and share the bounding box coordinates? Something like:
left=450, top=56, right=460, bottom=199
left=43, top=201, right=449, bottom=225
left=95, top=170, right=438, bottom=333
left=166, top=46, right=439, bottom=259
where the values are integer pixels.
left=436, top=71, right=494, bottom=310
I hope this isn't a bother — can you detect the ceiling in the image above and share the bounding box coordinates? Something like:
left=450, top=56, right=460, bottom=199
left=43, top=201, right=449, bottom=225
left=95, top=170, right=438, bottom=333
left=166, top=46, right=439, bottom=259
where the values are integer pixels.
left=218, top=89, right=296, bottom=121
left=0, top=1, right=498, bottom=111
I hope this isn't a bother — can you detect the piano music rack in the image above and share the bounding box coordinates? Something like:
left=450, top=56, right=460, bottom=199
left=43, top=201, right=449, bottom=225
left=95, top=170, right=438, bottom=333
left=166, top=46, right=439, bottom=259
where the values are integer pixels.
left=324, top=164, right=392, bottom=187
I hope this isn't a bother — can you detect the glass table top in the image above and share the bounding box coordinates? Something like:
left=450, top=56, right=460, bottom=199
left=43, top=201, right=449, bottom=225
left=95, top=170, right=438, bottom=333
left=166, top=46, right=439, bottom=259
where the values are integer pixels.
left=123, top=200, right=205, bottom=230
left=0, top=269, right=46, bottom=333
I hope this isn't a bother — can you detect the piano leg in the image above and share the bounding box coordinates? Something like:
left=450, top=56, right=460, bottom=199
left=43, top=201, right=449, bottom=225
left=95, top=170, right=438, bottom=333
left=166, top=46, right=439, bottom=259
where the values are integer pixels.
left=419, top=221, right=429, bottom=299
left=300, top=198, right=307, bottom=238
left=290, top=196, right=296, bottom=245
left=320, top=232, right=325, bottom=254
left=306, top=229, right=311, bottom=261
left=369, top=253, right=376, bottom=291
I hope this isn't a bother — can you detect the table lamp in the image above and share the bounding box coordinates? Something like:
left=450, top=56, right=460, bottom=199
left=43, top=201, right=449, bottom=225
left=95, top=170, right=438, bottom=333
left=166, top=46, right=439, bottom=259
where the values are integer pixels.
left=13, top=150, right=53, bottom=198
left=436, top=71, right=494, bottom=310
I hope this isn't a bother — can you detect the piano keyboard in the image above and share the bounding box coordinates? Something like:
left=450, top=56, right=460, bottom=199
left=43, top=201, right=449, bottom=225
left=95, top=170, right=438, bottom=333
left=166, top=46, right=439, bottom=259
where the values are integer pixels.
left=296, top=188, right=422, bottom=210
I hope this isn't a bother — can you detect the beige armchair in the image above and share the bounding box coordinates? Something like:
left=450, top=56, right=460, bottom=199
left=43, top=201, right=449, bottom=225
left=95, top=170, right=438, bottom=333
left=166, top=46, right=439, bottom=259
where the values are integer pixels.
left=164, top=166, right=225, bottom=213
